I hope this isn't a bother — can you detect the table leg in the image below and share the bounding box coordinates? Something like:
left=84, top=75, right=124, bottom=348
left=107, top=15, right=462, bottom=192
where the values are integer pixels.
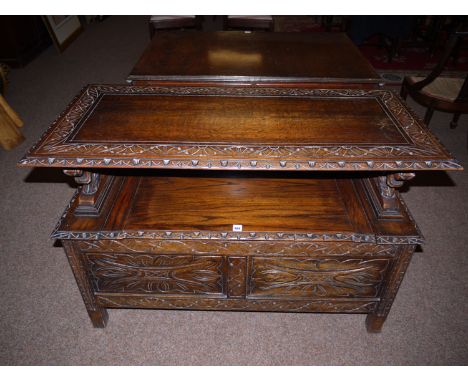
left=366, top=314, right=387, bottom=333
left=62, top=241, right=108, bottom=328
left=366, top=245, right=415, bottom=333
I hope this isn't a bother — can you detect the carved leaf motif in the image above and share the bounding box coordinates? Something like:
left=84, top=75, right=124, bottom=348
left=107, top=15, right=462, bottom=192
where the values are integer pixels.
left=86, top=253, right=225, bottom=295
left=249, top=257, right=390, bottom=298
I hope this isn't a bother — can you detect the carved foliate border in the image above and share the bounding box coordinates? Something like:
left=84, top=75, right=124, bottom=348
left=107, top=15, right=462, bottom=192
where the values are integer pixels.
left=54, top=230, right=422, bottom=244
left=19, top=85, right=461, bottom=171
left=95, top=294, right=377, bottom=313
left=77, top=239, right=400, bottom=257
left=53, top=229, right=376, bottom=242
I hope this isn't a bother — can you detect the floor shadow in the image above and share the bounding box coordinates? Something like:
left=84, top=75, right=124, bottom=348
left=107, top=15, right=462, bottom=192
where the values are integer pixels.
left=23, top=167, right=77, bottom=188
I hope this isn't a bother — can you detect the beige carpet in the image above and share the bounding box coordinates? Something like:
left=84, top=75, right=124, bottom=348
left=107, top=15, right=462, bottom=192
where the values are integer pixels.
left=0, top=16, right=467, bottom=365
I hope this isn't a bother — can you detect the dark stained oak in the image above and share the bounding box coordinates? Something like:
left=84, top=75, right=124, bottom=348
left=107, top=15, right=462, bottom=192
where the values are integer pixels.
left=124, top=177, right=355, bottom=233
left=73, top=95, right=407, bottom=145
left=18, top=85, right=461, bottom=172
left=18, top=57, right=461, bottom=330
left=52, top=172, right=422, bottom=331
left=53, top=172, right=421, bottom=244
left=57, top=174, right=379, bottom=237
left=128, top=31, right=381, bottom=86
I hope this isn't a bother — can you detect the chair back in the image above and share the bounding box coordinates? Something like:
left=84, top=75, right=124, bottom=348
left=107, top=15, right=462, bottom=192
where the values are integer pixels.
left=412, top=30, right=468, bottom=102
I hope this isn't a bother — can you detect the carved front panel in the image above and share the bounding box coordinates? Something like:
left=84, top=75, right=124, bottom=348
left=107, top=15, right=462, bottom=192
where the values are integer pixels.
left=248, top=257, right=390, bottom=298
left=85, top=253, right=225, bottom=296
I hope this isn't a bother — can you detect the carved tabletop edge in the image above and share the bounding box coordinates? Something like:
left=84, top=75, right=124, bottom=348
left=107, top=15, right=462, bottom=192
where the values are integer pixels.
left=16, top=157, right=464, bottom=171
left=16, top=84, right=462, bottom=172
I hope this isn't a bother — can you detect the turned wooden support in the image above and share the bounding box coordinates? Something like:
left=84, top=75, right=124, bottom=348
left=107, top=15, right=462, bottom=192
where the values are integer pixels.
left=63, top=170, right=114, bottom=216
left=364, top=173, right=415, bottom=218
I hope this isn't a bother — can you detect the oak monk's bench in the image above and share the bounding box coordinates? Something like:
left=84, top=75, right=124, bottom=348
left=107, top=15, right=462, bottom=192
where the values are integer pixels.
left=19, top=85, right=462, bottom=332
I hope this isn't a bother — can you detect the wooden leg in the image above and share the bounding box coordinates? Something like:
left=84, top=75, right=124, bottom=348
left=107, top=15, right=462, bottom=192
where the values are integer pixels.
left=450, top=112, right=461, bottom=129
left=424, top=107, right=434, bottom=126
left=88, top=308, right=109, bottom=328
left=366, top=245, right=415, bottom=333
left=366, top=314, right=386, bottom=333
left=62, top=241, right=108, bottom=328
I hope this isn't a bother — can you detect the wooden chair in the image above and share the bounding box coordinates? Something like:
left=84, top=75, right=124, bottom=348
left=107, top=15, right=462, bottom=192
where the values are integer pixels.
left=400, top=31, right=468, bottom=129
left=148, top=16, right=202, bottom=38
left=224, top=16, right=273, bottom=32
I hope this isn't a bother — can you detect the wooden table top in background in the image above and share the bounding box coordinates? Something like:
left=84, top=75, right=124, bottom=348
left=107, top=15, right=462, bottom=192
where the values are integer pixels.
left=127, top=31, right=382, bottom=87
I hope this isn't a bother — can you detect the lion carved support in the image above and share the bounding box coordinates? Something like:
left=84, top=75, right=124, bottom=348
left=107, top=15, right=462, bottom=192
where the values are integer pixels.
left=63, top=170, right=114, bottom=216
left=365, top=173, right=415, bottom=218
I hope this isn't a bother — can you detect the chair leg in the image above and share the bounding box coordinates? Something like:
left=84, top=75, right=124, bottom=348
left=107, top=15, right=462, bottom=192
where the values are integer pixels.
left=400, top=85, right=408, bottom=100
left=424, top=107, right=434, bottom=126
left=450, top=112, right=461, bottom=129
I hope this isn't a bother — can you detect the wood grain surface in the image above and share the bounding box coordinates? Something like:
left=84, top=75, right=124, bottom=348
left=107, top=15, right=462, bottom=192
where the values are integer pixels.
left=54, top=172, right=420, bottom=243
left=128, top=31, right=380, bottom=84
left=18, top=85, right=461, bottom=171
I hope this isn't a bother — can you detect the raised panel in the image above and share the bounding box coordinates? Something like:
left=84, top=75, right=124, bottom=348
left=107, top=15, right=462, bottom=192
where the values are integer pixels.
left=248, top=257, right=390, bottom=298
left=85, top=253, right=226, bottom=296
left=227, top=257, right=247, bottom=298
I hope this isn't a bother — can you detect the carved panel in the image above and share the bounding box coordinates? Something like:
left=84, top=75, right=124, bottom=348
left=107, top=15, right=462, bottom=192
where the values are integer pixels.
left=227, top=257, right=247, bottom=298
left=95, top=294, right=378, bottom=313
left=62, top=241, right=97, bottom=311
left=85, top=253, right=225, bottom=295
left=249, top=257, right=390, bottom=298
left=374, top=245, right=416, bottom=316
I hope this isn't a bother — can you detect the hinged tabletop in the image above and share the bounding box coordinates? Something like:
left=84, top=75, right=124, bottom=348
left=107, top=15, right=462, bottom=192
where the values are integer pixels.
left=19, top=85, right=461, bottom=171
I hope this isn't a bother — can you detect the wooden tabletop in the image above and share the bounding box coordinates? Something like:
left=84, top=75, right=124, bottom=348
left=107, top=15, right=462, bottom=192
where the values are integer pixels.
left=19, top=85, right=461, bottom=172
left=128, top=31, right=381, bottom=85
left=53, top=173, right=421, bottom=243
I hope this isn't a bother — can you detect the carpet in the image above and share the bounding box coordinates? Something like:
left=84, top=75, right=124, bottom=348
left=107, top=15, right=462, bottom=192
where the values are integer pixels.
left=0, top=16, right=467, bottom=366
